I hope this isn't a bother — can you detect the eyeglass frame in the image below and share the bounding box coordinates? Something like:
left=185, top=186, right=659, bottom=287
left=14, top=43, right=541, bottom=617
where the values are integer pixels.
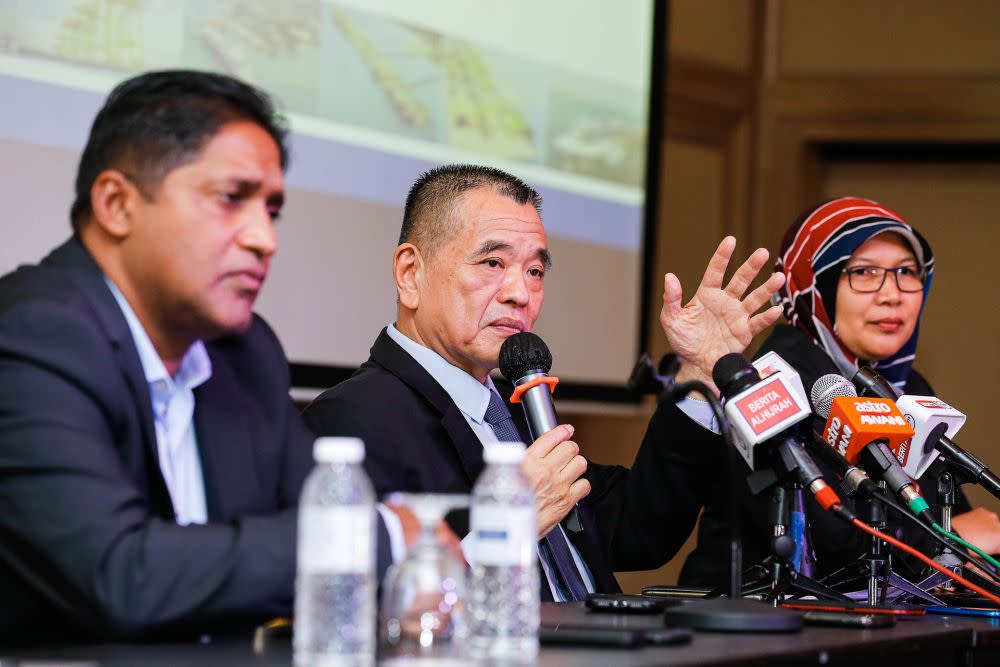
left=840, top=264, right=926, bottom=293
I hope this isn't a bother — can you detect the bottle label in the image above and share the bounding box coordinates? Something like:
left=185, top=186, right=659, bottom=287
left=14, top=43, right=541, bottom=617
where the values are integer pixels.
left=298, top=506, right=373, bottom=573
left=471, top=505, right=536, bottom=566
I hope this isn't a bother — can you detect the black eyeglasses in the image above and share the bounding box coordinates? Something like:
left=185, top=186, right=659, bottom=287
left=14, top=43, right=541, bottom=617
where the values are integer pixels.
left=841, top=265, right=925, bottom=293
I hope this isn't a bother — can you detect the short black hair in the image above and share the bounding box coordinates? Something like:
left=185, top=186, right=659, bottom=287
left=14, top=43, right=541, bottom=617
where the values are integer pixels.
left=70, top=69, right=289, bottom=228
left=399, top=164, right=542, bottom=256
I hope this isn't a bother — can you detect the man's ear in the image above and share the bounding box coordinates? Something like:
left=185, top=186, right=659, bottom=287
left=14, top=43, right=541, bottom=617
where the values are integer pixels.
left=393, top=243, right=424, bottom=310
left=89, top=169, right=141, bottom=239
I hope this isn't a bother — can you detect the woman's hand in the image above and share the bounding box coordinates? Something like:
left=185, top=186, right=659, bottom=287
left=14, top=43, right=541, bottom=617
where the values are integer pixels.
left=951, top=507, right=1000, bottom=555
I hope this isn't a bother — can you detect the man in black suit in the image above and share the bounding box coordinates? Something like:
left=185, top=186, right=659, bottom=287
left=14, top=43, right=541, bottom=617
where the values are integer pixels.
left=303, top=164, right=785, bottom=599
left=0, top=71, right=400, bottom=643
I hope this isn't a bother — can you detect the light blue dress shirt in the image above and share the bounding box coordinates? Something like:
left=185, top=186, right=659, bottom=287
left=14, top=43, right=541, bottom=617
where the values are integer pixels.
left=105, top=279, right=211, bottom=525
left=677, top=394, right=720, bottom=433
left=386, top=323, right=596, bottom=601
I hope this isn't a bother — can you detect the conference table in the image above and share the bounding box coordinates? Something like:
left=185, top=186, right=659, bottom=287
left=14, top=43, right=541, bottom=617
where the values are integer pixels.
left=4, top=603, right=1000, bottom=666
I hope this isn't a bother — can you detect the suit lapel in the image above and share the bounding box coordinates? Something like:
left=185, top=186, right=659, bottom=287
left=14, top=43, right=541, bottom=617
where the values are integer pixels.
left=367, top=329, right=618, bottom=595
left=42, top=238, right=173, bottom=516
left=369, top=328, right=485, bottom=485
left=496, top=380, right=620, bottom=593
left=193, top=361, right=260, bottom=520
left=566, top=503, right=622, bottom=593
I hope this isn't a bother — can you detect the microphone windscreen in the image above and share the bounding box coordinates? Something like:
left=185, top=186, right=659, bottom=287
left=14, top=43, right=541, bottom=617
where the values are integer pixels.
left=711, top=353, right=759, bottom=397
left=810, top=374, right=857, bottom=418
left=498, top=332, right=552, bottom=382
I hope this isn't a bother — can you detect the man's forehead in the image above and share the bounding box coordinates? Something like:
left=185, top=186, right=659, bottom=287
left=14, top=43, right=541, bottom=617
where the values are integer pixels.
left=194, top=122, right=281, bottom=166
left=178, top=123, right=284, bottom=187
left=438, top=188, right=546, bottom=258
left=464, top=216, right=547, bottom=252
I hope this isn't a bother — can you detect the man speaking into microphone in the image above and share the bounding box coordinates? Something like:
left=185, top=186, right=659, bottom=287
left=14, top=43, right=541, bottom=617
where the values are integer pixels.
left=303, top=164, right=785, bottom=600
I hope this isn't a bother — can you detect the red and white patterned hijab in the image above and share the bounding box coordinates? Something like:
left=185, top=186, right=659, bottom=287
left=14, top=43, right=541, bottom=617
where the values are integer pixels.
left=774, top=197, right=934, bottom=392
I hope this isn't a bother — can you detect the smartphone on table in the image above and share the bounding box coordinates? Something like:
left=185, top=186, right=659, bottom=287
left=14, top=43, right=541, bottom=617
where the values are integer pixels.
left=586, top=593, right=679, bottom=614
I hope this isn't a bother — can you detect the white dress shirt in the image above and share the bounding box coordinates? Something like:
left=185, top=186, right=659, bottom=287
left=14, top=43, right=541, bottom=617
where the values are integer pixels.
left=105, top=279, right=211, bottom=525
left=386, top=323, right=597, bottom=601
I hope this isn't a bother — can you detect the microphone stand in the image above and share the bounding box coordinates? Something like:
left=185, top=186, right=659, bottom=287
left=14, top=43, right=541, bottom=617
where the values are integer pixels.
left=820, top=480, right=944, bottom=606
left=904, top=469, right=962, bottom=597
left=740, top=462, right=853, bottom=604
left=660, top=380, right=802, bottom=633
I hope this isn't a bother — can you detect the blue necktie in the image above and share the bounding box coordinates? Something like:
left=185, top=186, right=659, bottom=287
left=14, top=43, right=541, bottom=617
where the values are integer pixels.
left=484, top=390, right=589, bottom=601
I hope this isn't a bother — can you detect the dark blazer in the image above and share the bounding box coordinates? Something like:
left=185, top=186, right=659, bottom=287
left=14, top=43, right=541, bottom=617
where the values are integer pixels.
left=303, top=328, right=718, bottom=598
left=678, top=324, right=970, bottom=587
left=0, top=237, right=389, bottom=644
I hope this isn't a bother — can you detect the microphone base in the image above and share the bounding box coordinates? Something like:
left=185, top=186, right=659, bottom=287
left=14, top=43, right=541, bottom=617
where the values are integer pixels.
left=742, top=564, right=853, bottom=604
left=663, top=598, right=803, bottom=633
left=820, top=555, right=946, bottom=607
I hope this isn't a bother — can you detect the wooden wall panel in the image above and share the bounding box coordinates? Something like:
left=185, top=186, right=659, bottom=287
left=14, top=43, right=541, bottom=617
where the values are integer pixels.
left=778, top=0, right=1000, bottom=77
left=670, top=0, right=753, bottom=72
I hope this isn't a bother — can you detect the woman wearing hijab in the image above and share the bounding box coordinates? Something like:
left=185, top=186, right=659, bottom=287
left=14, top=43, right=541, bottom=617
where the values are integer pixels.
left=678, top=196, right=1000, bottom=587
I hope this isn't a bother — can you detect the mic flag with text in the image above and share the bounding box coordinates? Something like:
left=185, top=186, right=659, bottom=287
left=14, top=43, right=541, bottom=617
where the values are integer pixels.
left=723, top=365, right=811, bottom=470
left=821, top=396, right=915, bottom=465
left=893, top=396, right=966, bottom=480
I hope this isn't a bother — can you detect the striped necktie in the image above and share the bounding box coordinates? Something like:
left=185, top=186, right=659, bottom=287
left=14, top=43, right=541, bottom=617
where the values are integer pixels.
left=484, top=390, right=589, bottom=601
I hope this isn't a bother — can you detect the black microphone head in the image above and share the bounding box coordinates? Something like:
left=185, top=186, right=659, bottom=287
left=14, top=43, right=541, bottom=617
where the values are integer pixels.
left=498, top=332, right=552, bottom=382
left=852, top=367, right=899, bottom=400
left=810, top=374, right=857, bottom=419
left=711, top=353, right=760, bottom=398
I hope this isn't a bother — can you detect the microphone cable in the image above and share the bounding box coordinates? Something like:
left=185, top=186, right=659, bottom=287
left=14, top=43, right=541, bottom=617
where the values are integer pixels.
left=870, top=487, right=1000, bottom=582
left=828, top=503, right=1000, bottom=606
left=930, top=523, right=1000, bottom=572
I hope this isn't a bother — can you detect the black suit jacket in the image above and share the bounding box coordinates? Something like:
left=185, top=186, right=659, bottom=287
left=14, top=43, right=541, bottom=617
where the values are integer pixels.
left=678, top=324, right=970, bottom=587
left=0, top=237, right=389, bottom=644
left=303, top=328, right=718, bottom=598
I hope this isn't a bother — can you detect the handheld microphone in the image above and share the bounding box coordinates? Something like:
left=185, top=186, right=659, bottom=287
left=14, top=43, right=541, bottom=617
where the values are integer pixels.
left=713, top=354, right=840, bottom=511
left=851, top=368, right=1000, bottom=500
left=498, top=332, right=581, bottom=531
left=811, top=374, right=933, bottom=523
left=498, top=332, right=560, bottom=439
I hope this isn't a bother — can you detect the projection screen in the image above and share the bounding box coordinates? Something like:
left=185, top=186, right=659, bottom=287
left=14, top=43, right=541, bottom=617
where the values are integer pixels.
left=0, top=0, right=663, bottom=400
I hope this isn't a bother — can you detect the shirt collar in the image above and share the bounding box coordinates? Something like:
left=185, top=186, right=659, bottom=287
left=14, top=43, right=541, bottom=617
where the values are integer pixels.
left=103, top=278, right=212, bottom=393
left=386, top=323, right=495, bottom=424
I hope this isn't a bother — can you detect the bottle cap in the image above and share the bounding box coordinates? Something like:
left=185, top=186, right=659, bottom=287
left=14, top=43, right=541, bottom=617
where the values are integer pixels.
left=313, top=437, right=365, bottom=464
left=484, top=441, right=526, bottom=464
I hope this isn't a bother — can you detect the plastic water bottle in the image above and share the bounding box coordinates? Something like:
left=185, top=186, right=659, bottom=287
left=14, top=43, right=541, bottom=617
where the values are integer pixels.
left=469, top=442, right=540, bottom=659
left=295, top=437, right=376, bottom=667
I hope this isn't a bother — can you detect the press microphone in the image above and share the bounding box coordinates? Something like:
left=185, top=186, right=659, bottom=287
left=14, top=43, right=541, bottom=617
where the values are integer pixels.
left=811, top=374, right=934, bottom=523
left=713, top=353, right=840, bottom=511
left=801, top=375, right=878, bottom=499
left=852, top=367, right=1000, bottom=500
left=498, top=331, right=581, bottom=530
left=892, top=396, right=966, bottom=480
left=751, top=355, right=877, bottom=499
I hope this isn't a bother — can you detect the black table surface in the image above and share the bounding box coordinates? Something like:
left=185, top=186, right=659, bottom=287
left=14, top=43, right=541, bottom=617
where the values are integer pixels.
left=4, top=602, right=1000, bottom=666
